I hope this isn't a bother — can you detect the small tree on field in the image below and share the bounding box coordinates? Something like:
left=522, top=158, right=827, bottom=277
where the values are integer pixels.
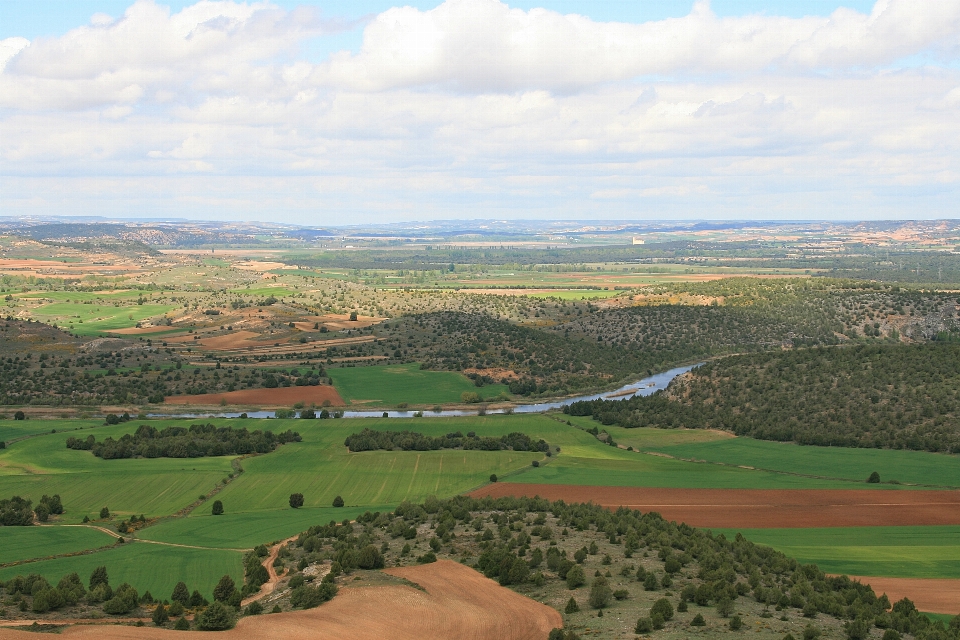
left=14, top=411, right=25, bottom=421
left=289, top=493, right=304, bottom=509
left=152, top=603, right=169, bottom=626
left=490, top=474, right=498, bottom=483
left=332, top=495, right=344, bottom=508
left=868, top=471, right=881, bottom=483
left=99, top=506, right=110, bottom=519
left=89, top=566, right=109, bottom=591
left=588, top=576, right=612, bottom=609
left=171, top=581, right=190, bottom=606
left=212, top=500, right=224, bottom=515
left=213, top=575, right=236, bottom=603
left=566, top=565, right=585, bottom=589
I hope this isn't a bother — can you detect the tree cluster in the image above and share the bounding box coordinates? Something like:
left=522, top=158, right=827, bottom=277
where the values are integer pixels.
left=0, top=494, right=62, bottom=525
left=65, top=423, right=301, bottom=459
left=343, top=428, right=549, bottom=453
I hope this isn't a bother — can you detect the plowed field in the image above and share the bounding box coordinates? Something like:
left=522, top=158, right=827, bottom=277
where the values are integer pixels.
left=843, top=576, right=960, bottom=614
left=471, top=484, right=960, bottom=528
left=0, top=560, right=561, bottom=640
left=164, top=386, right=344, bottom=407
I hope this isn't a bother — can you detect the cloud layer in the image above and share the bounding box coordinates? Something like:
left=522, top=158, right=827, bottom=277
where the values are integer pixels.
left=1, top=0, right=959, bottom=222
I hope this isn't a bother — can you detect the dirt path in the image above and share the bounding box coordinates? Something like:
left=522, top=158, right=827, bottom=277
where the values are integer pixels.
left=0, top=560, right=561, bottom=640
left=240, top=535, right=298, bottom=607
left=845, top=576, right=960, bottom=615
left=471, top=484, right=960, bottom=528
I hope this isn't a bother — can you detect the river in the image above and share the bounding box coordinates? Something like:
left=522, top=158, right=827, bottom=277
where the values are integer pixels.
left=149, top=363, right=698, bottom=420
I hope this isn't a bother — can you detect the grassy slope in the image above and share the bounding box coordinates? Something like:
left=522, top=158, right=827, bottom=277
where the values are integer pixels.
left=330, top=363, right=509, bottom=405
left=30, top=301, right=177, bottom=335
left=0, top=542, right=242, bottom=600
left=0, top=526, right=116, bottom=563
left=721, top=526, right=960, bottom=579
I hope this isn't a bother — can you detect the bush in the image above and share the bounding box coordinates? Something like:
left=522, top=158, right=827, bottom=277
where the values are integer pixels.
left=730, top=615, right=743, bottom=630
left=634, top=617, right=653, bottom=633
left=152, top=603, right=169, bottom=626
left=213, top=575, right=236, bottom=603
left=531, top=460, right=539, bottom=467
left=691, top=613, right=706, bottom=626
left=171, top=581, right=189, bottom=606
left=212, top=500, right=224, bottom=516
left=880, top=630, right=900, bottom=640
left=490, top=474, right=498, bottom=482
left=588, top=577, right=612, bottom=609
left=244, top=601, right=264, bottom=616
left=357, top=545, right=385, bottom=570
left=99, top=507, right=110, bottom=519
left=174, top=617, right=190, bottom=631
left=650, top=598, right=674, bottom=622
left=566, top=565, right=585, bottom=589
left=196, top=601, right=236, bottom=630
left=868, top=471, right=881, bottom=483
left=332, top=495, right=344, bottom=508
left=289, top=493, right=304, bottom=509
left=564, top=597, right=580, bottom=613
left=804, top=625, right=822, bottom=640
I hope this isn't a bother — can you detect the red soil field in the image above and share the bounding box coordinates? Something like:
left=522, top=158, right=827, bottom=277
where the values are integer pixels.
left=165, top=386, right=345, bottom=407
left=470, top=484, right=960, bottom=528
left=845, top=576, right=960, bottom=615
left=0, top=560, right=561, bottom=640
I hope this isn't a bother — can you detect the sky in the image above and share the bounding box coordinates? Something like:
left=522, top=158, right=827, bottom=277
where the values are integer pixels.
left=0, top=0, right=958, bottom=225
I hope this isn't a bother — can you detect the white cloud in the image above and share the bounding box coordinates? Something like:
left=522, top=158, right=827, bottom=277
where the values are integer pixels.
left=0, top=0, right=959, bottom=222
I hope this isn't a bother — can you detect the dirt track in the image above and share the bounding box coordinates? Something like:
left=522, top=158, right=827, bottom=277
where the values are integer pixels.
left=164, top=386, right=345, bottom=407
left=0, top=560, right=560, bottom=640
left=470, top=484, right=960, bottom=528
left=844, top=576, right=960, bottom=615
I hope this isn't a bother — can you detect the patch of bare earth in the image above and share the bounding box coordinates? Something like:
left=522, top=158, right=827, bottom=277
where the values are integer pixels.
left=0, top=560, right=561, bottom=640
left=164, top=385, right=345, bottom=407
left=470, top=484, right=960, bottom=528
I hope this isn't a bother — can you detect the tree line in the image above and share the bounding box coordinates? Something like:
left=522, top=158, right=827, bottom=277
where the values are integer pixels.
left=65, top=423, right=301, bottom=459
left=343, top=428, right=550, bottom=453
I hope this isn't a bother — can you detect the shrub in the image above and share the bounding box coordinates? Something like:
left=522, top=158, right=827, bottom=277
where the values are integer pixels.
left=804, top=625, right=822, bottom=640
left=564, top=597, right=580, bottom=613
left=212, top=500, right=224, bottom=516
left=196, top=601, right=236, bottom=630
left=171, top=581, right=189, bottom=606
left=566, top=565, right=585, bottom=589
left=152, top=603, right=169, bottom=626
left=289, top=493, right=304, bottom=509
left=213, top=575, right=236, bottom=602
left=880, top=630, right=900, bottom=640
left=643, top=572, right=659, bottom=591
left=730, top=615, right=743, bottom=630
left=490, top=474, right=498, bottom=483
left=650, top=598, right=673, bottom=622
left=174, top=617, right=190, bottom=631
left=588, top=577, right=612, bottom=609
left=89, top=566, right=109, bottom=591
left=634, top=617, right=653, bottom=633
left=868, top=471, right=881, bottom=483
left=244, top=601, right=264, bottom=616
left=99, top=507, right=110, bottom=519
left=332, top=495, right=344, bottom=508
left=357, top=545, right=385, bottom=570
left=613, top=589, right=629, bottom=601
left=691, top=613, right=706, bottom=627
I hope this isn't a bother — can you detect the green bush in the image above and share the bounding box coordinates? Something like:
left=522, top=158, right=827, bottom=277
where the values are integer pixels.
left=196, top=601, right=236, bottom=630
left=650, top=598, right=673, bottom=622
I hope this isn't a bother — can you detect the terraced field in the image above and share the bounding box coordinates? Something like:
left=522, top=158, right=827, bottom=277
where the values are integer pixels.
left=330, top=363, right=510, bottom=406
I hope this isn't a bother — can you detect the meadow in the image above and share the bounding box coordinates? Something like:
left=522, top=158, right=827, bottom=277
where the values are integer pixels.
left=30, top=301, right=177, bottom=335
left=0, top=525, right=116, bottom=564
left=330, top=363, right=510, bottom=406
left=724, top=526, right=960, bottom=580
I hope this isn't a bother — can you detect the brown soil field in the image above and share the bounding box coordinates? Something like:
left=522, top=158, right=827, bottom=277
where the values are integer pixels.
left=844, top=576, right=960, bottom=615
left=470, top=484, right=960, bottom=528
left=164, top=385, right=345, bottom=407
left=164, top=330, right=260, bottom=348
left=0, top=560, right=561, bottom=640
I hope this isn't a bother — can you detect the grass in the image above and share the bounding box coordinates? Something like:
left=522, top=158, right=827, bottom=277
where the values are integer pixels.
left=723, top=526, right=960, bottom=579
left=0, top=419, right=105, bottom=443
left=0, top=526, right=117, bottom=564
left=0, top=421, right=233, bottom=521
left=330, top=362, right=510, bottom=406
left=30, top=301, right=177, bottom=336
left=0, top=542, right=242, bottom=600
left=16, top=291, right=145, bottom=302
left=139, top=506, right=387, bottom=549
left=203, top=415, right=556, bottom=515
left=643, top=436, right=960, bottom=488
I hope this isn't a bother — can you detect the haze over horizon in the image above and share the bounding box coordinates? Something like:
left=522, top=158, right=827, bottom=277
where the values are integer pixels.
left=1, top=0, right=958, bottom=224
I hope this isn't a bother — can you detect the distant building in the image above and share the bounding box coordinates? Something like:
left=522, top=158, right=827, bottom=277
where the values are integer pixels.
left=632, top=237, right=645, bottom=245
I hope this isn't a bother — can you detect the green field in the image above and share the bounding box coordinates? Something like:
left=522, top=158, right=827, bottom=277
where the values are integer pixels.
left=722, top=526, right=960, bottom=580
left=0, top=541, right=242, bottom=599
left=642, top=436, right=960, bottom=488
left=0, top=421, right=233, bottom=521
left=30, top=301, right=177, bottom=336
left=0, top=525, right=117, bottom=564
left=330, top=363, right=510, bottom=406
left=17, top=290, right=146, bottom=302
